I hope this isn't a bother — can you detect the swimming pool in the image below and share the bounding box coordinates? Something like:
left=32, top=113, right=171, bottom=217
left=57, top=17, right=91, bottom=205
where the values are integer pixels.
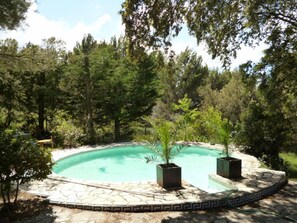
left=53, top=145, right=228, bottom=193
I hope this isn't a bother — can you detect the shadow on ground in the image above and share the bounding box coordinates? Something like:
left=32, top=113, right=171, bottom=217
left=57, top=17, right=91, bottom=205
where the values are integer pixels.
left=1, top=182, right=296, bottom=223
left=0, top=198, right=56, bottom=223
left=287, top=167, right=297, bottom=179
left=161, top=181, right=297, bottom=223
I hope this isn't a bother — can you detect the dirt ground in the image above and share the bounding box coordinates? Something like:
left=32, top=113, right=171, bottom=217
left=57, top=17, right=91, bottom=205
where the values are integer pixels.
left=1, top=181, right=297, bottom=223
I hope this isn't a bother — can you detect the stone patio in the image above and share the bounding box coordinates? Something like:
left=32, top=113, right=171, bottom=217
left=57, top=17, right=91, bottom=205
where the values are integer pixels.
left=20, top=143, right=287, bottom=212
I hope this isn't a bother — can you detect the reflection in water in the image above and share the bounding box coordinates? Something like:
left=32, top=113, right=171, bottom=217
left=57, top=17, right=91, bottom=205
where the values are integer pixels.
left=98, top=167, right=107, bottom=173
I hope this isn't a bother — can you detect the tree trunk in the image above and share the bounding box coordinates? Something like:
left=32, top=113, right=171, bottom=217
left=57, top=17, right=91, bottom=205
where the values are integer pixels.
left=84, top=56, right=96, bottom=144
left=0, top=183, right=7, bottom=205
left=6, top=189, right=11, bottom=207
left=37, top=72, right=46, bottom=137
left=4, top=84, right=14, bottom=128
left=38, top=92, right=45, bottom=134
left=13, top=181, right=20, bottom=206
left=114, top=117, right=120, bottom=142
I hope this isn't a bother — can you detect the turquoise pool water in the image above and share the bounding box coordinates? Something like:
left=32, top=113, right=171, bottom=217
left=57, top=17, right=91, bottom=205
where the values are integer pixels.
left=53, top=145, right=227, bottom=193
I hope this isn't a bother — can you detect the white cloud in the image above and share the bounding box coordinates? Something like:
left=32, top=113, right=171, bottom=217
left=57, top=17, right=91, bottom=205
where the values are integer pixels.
left=0, top=2, right=112, bottom=50
left=118, top=21, right=125, bottom=36
left=171, top=29, right=267, bottom=70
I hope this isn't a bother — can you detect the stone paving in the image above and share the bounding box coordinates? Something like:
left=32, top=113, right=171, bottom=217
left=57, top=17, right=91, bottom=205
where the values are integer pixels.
left=19, top=143, right=287, bottom=212
left=15, top=181, right=297, bottom=223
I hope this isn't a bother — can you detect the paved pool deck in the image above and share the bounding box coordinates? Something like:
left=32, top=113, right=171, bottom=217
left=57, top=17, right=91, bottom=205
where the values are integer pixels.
left=20, top=142, right=287, bottom=212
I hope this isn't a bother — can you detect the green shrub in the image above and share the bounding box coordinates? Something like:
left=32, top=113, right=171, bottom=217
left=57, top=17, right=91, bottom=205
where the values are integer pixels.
left=173, top=95, right=199, bottom=142
left=52, top=113, right=85, bottom=148
left=280, top=152, right=297, bottom=180
left=0, top=128, right=53, bottom=210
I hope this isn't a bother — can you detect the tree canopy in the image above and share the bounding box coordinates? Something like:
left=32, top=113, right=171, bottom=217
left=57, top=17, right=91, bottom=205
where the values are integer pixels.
left=120, top=0, right=297, bottom=66
left=0, top=0, right=31, bottom=30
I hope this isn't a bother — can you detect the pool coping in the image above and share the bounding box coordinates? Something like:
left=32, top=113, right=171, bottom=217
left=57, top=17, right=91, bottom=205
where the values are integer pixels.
left=20, top=142, right=287, bottom=212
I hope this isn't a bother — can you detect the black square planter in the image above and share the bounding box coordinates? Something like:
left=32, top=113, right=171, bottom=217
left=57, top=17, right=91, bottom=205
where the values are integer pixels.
left=157, top=163, right=182, bottom=189
left=217, top=157, right=242, bottom=179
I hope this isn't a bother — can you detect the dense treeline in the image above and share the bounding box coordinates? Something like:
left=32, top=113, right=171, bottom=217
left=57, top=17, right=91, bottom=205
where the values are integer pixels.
left=0, top=35, right=159, bottom=145
left=0, top=33, right=296, bottom=170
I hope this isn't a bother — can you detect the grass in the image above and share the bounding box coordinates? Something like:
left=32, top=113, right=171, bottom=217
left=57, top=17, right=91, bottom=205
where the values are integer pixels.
left=280, top=152, right=297, bottom=181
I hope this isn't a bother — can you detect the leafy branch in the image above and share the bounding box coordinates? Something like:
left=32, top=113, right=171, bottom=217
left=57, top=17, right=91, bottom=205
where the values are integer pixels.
left=143, top=119, right=188, bottom=165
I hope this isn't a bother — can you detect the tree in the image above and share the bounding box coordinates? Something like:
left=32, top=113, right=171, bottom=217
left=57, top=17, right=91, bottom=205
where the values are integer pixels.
left=172, top=95, right=199, bottom=141
left=0, top=128, right=53, bottom=210
left=0, top=39, right=22, bottom=128
left=197, top=106, right=225, bottom=143
left=152, top=49, right=209, bottom=119
left=238, top=43, right=297, bottom=168
left=144, top=119, right=185, bottom=165
left=121, top=0, right=297, bottom=66
left=198, top=70, right=231, bottom=109
left=77, top=34, right=97, bottom=144
left=62, top=36, right=158, bottom=143
left=95, top=38, right=159, bottom=141
left=62, top=34, right=97, bottom=144
left=18, top=38, right=66, bottom=138
left=169, top=48, right=208, bottom=105
left=217, top=72, right=250, bottom=125
left=0, top=0, right=31, bottom=30
left=237, top=96, right=288, bottom=168
left=0, top=37, right=66, bottom=137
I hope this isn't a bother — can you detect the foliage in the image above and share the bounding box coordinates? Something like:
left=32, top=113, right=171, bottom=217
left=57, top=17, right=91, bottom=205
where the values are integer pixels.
left=0, top=0, right=31, bottom=30
left=198, top=70, right=232, bottom=109
left=62, top=36, right=158, bottom=142
left=217, top=120, right=232, bottom=157
left=21, top=38, right=66, bottom=138
left=0, top=39, right=22, bottom=128
left=0, top=37, right=66, bottom=139
left=152, top=49, right=209, bottom=120
left=198, top=84, right=219, bottom=110
left=93, top=37, right=159, bottom=142
left=200, top=107, right=232, bottom=155
left=172, top=95, right=199, bottom=141
left=63, top=34, right=97, bottom=144
left=52, top=112, right=85, bottom=148
left=197, top=107, right=221, bottom=142
left=121, top=0, right=297, bottom=66
left=236, top=94, right=289, bottom=169
left=143, top=119, right=185, bottom=165
left=217, top=72, right=250, bottom=125
left=166, top=49, right=208, bottom=105
left=237, top=38, right=297, bottom=169
left=280, top=152, right=297, bottom=180
left=0, top=128, right=53, bottom=210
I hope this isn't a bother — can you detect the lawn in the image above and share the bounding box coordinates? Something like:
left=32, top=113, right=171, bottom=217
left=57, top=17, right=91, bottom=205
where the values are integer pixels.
left=280, top=152, right=297, bottom=181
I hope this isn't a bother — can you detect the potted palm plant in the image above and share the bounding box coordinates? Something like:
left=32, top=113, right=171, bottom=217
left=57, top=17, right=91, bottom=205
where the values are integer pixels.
left=144, top=120, right=186, bottom=189
left=216, top=121, right=242, bottom=179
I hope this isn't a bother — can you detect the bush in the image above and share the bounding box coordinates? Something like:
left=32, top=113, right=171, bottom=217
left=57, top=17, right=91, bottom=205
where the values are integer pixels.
left=0, top=128, right=53, bottom=210
left=196, top=106, right=226, bottom=143
left=52, top=113, right=85, bottom=148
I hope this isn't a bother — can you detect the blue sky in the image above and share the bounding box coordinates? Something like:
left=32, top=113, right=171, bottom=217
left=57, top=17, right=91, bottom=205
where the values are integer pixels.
left=0, top=0, right=266, bottom=69
left=37, top=0, right=123, bottom=34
